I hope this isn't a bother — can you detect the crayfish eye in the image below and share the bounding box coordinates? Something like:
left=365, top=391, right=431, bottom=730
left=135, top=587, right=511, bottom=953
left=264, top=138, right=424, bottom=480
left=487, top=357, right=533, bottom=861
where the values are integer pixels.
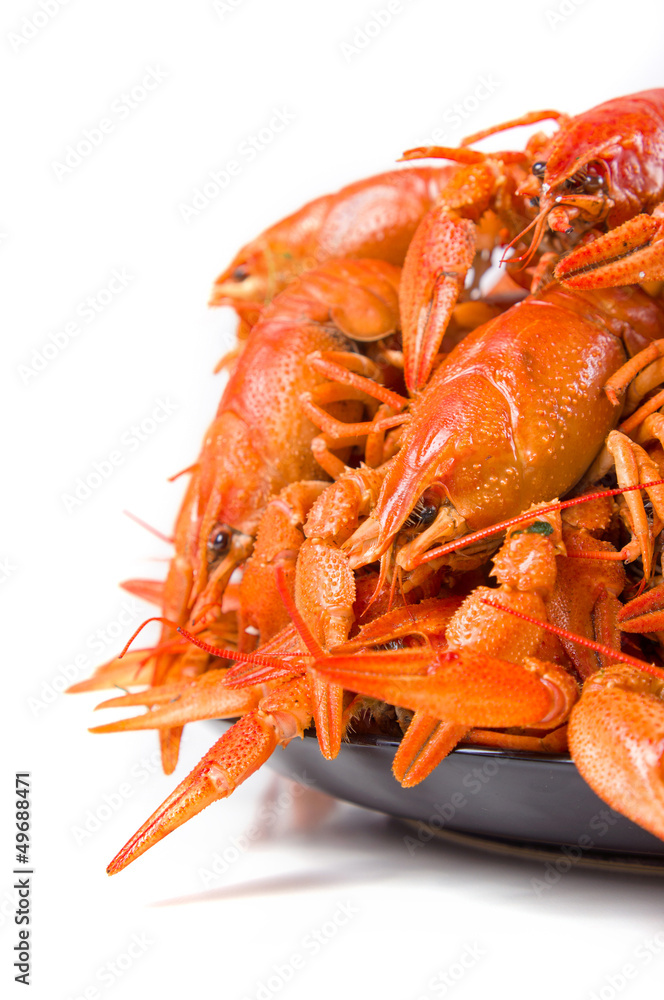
left=232, top=266, right=249, bottom=282
left=405, top=499, right=439, bottom=528
left=584, top=173, right=604, bottom=193
left=416, top=504, right=438, bottom=527
left=207, top=524, right=232, bottom=563
left=532, top=161, right=547, bottom=178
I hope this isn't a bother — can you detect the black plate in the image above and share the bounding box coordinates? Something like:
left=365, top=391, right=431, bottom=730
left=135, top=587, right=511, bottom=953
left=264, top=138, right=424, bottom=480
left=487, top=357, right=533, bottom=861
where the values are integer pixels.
left=254, top=729, right=664, bottom=867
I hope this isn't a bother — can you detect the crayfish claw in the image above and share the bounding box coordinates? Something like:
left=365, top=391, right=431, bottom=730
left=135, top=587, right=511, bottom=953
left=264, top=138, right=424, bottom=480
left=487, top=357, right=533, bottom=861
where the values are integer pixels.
left=400, top=204, right=476, bottom=392
left=89, top=671, right=259, bottom=733
left=66, top=650, right=154, bottom=694
left=555, top=214, right=664, bottom=288
left=569, top=665, right=664, bottom=842
left=107, top=710, right=280, bottom=874
left=392, top=712, right=467, bottom=787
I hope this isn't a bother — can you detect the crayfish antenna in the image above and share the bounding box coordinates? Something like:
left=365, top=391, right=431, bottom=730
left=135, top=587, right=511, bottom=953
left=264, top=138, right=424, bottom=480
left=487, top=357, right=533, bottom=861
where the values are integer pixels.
left=122, top=510, right=173, bottom=544
left=481, top=598, right=664, bottom=680
left=414, top=481, right=664, bottom=566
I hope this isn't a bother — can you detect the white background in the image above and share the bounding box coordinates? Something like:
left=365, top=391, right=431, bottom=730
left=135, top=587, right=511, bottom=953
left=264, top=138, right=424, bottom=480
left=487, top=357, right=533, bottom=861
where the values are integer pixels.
left=4, top=1, right=664, bottom=998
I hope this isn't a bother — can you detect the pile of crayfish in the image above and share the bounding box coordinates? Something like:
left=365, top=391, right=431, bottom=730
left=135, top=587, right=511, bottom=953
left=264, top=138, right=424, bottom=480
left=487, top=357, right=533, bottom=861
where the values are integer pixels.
left=71, top=89, right=664, bottom=873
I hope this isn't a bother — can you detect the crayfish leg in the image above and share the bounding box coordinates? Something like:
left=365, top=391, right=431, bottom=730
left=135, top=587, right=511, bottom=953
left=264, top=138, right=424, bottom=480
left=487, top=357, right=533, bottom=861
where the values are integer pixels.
left=545, top=528, right=627, bottom=679
left=239, top=480, right=328, bottom=646
left=619, top=580, right=664, bottom=633
left=308, top=673, right=344, bottom=760
left=554, top=213, right=664, bottom=289
left=292, top=533, right=357, bottom=759
left=107, top=712, right=278, bottom=875
left=460, top=109, right=568, bottom=147
left=464, top=724, right=569, bottom=754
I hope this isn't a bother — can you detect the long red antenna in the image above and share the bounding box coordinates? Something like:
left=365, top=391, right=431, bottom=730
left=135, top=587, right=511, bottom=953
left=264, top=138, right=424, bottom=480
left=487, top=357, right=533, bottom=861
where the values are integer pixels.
left=273, top=564, right=326, bottom=659
left=415, top=481, right=664, bottom=565
left=123, top=510, right=173, bottom=544
left=119, top=616, right=301, bottom=672
left=119, top=616, right=169, bottom=657
left=177, top=624, right=303, bottom=672
left=167, top=463, right=198, bottom=483
left=480, top=598, right=664, bottom=679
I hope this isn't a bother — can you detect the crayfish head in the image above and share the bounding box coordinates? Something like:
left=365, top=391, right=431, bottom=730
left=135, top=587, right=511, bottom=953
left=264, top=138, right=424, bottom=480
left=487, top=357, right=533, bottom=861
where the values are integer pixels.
left=536, top=129, right=618, bottom=236
left=343, top=483, right=467, bottom=574
left=189, top=527, right=254, bottom=626
left=210, top=247, right=272, bottom=308
left=394, top=499, right=467, bottom=571
left=510, top=151, right=613, bottom=268
left=176, top=411, right=277, bottom=625
left=211, top=222, right=319, bottom=310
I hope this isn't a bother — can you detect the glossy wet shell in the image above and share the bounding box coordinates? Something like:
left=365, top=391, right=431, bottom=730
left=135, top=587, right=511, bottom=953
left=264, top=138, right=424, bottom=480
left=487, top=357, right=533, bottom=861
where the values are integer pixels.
left=375, top=286, right=631, bottom=544
left=569, top=671, right=664, bottom=842
left=213, top=167, right=451, bottom=303
left=198, top=320, right=354, bottom=536
left=545, top=89, right=664, bottom=226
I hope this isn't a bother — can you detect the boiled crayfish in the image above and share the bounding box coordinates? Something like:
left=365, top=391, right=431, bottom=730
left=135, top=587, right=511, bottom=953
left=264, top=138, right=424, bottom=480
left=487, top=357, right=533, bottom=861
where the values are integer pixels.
left=71, top=89, right=664, bottom=873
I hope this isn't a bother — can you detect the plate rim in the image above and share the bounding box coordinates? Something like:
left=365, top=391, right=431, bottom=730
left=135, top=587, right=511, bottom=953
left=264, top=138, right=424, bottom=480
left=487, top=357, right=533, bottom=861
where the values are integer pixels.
left=300, top=726, right=577, bottom=766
